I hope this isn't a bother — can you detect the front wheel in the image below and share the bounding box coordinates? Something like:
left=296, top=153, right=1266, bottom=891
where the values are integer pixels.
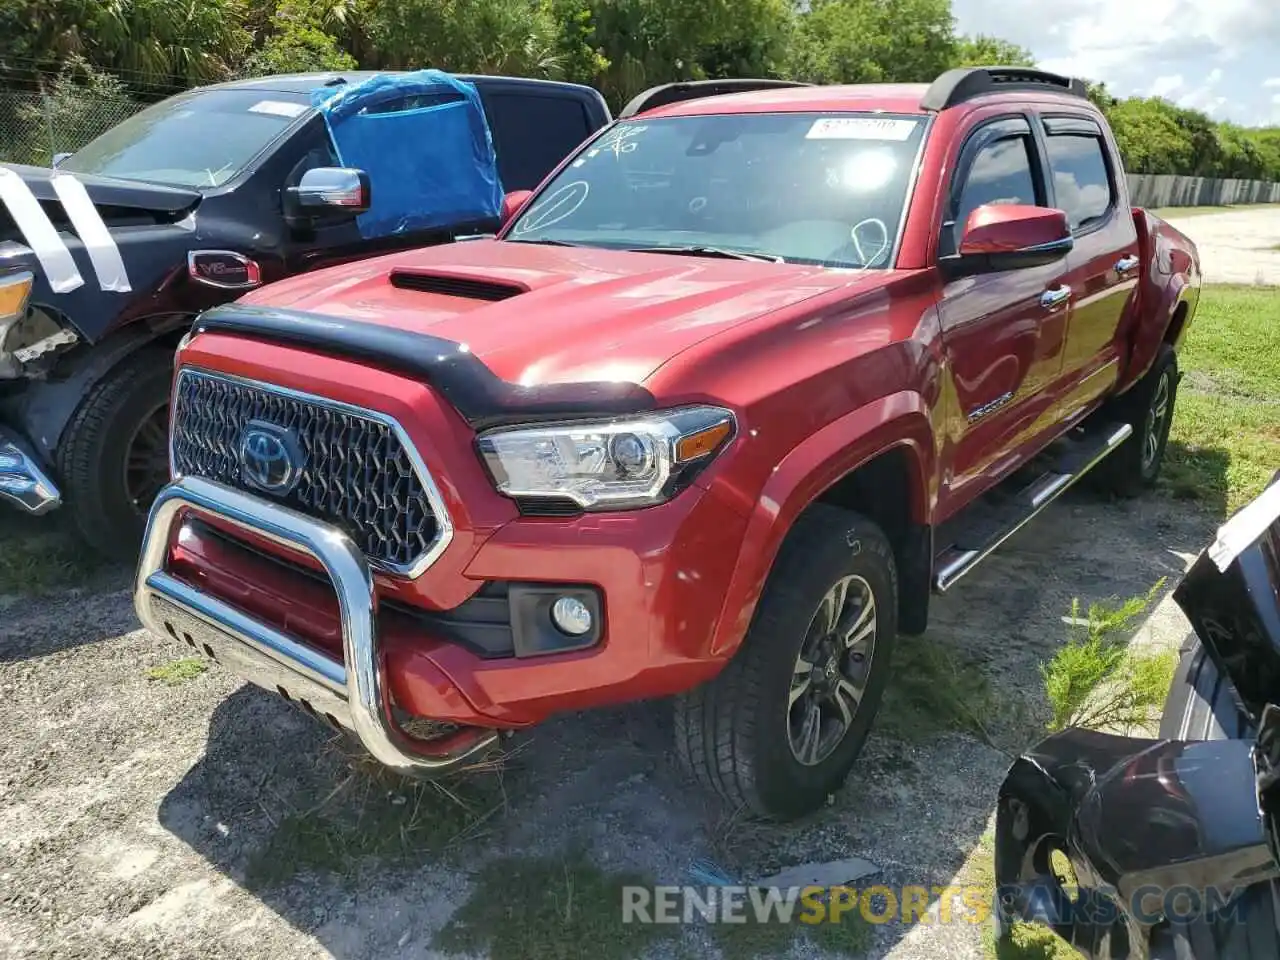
left=58, top=347, right=174, bottom=561
left=673, top=504, right=898, bottom=820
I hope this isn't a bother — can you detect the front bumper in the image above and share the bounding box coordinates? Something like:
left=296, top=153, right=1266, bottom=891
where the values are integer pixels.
left=0, top=425, right=60, bottom=514
left=134, top=475, right=498, bottom=774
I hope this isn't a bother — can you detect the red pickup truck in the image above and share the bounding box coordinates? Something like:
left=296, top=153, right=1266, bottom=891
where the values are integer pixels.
left=133, top=67, right=1201, bottom=820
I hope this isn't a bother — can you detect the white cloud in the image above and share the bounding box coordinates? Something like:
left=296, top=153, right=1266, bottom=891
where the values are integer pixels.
left=952, top=0, right=1279, bottom=126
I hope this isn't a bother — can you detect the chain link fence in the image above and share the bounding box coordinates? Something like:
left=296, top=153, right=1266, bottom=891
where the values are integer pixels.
left=0, top=89, right=146, bottom=166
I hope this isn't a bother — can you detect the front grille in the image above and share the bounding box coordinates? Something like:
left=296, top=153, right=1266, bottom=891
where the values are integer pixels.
left=170, top=368, right=445, bottom=575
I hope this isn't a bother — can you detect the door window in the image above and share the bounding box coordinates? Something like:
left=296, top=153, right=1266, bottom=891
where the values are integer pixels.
left=1044, top=133, right=1113, bottom=230
left=955, top=136, right=1038, bottom=233
left=482, top=93, right=593, bottom=190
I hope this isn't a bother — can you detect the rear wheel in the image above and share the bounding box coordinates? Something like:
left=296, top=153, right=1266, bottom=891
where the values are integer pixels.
left=58, top=347, right=174, bottom=561
left=1094, top=344, right=1178, bottom=497
left=673, top=505, right=897, bottom=820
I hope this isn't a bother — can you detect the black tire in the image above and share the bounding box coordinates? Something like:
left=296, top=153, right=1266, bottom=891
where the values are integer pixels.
left=1149, top=636, right=1276, bottom=958
left=673, top=504, right=898, bottom=820
left=57, top=347, right=174, bottom=561
left=1094, top=343, right=1178, bottom=497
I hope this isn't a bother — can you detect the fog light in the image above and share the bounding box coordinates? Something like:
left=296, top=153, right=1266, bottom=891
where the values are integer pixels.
left=551, top=596, right=593, bottom=636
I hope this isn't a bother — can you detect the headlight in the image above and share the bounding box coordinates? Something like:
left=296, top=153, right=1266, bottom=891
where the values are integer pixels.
left=477, top=405, right=735, bottom=510
left=0, top=270, right=33, bottom=335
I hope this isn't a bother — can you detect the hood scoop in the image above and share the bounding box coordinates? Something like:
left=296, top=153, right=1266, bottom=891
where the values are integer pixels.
left=389, top=269, right=526, bottom=302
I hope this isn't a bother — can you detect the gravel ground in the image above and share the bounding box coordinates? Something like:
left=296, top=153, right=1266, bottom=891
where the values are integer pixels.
left=2, top=207, right=1269, bottom=960
left=0, top=487, right=1216, bottom=960
left=1160, top=205, right=1280, bottom=285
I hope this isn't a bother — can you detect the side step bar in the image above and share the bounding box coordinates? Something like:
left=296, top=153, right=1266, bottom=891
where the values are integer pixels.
left=933, top=422, right=1133, bottom=592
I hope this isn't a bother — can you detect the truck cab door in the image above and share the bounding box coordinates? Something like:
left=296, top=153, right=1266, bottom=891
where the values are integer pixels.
left=474, top=86, right=603, bottom=191
left=935, top=116, right=1071, bottom=520
left=1037, top=114, right=1139, bottom=415
left=278, top=107, right=463, bottom=277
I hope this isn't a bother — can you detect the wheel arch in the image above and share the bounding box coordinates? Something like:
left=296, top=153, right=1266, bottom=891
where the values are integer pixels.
left=10, top=314, right=189, bottom=463
left=1118, top=274, right=1198, bottom=395
left=708, top=391, right=935, bottom=657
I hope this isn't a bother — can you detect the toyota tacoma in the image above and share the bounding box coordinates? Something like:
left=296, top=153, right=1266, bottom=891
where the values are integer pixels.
left=133, top=68, right=1202, bottom=820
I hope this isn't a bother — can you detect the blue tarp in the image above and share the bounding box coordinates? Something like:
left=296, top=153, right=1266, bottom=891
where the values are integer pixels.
left=311, top=70, right=504, bottom=238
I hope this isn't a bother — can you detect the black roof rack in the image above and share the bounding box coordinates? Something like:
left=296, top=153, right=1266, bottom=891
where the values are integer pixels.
left=920, top=66, right=1088, bottom=111
left=618, top=79, right=811, bottom=119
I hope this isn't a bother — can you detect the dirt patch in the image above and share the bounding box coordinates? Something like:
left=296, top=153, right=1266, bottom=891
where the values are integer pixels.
left=0, top=488, right=1215, bottom=960
left=1161, top=207, right=1280, bottom=285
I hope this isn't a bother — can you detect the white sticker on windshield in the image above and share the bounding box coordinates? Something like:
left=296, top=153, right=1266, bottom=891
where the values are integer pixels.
left=805, top=117, right=919, bottom=141
left=248, top=100, right=306, bottom=118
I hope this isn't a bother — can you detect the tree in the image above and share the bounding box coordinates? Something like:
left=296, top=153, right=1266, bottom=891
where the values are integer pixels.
left=787, top=0, right=955, bottom=85
left=0, top=0, right=251, bottom=92
left=363, top=0, right=563, bottom=77
left=543, top=0, right=608, bottom=87
left=587, top=0, right=793, bottom=108
left=241, top=0, right=357, bottom=76
left=951, top=34, right=1035, bottom=68
left=1105, top=98, right=1195, bottom=175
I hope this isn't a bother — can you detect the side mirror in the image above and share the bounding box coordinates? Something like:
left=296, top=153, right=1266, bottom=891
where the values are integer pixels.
left=52, top=153, right=72, bottom=168
left=500, top=190, right=534, bottom=229
left=947, top=204, right=1073, bottom=277
left=284, top=167, right=371, bottom=224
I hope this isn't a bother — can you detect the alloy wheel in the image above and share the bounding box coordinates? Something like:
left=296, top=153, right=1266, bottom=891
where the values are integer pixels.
left=1142, top=370, right=1172, bottom=472
left=787, top=574, right=878, bottom=766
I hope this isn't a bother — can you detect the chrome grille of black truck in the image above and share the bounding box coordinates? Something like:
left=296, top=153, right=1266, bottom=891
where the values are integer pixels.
left=169, top=368, right=448, bottom=576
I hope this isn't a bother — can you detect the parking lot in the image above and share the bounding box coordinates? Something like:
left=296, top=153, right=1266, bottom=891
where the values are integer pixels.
left=1, top=207, right=1276, bottom=960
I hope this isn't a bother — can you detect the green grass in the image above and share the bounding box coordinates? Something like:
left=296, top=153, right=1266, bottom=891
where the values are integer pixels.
left=0, top=514, right=110, bottom=596
left=1165, top=284, right=1280, bottom=514
left=146, top=657, right=209, bottom=686
left=435, top=854, right=675, bottom=960
left=1041, top=582, right=1176, bottom=735
left=877, top=635, right=1028, bottom=749
left=1149, top=202, right=1280, bottom=219
left=246, top=757, right=508, bottom=887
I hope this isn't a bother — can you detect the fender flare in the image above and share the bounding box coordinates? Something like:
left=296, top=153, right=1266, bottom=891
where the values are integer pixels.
left=11, top=314, right=188, bottom=464
left=1118, top=273, right=1197, bottom=394
left=707, top=390, right=934, bottom=657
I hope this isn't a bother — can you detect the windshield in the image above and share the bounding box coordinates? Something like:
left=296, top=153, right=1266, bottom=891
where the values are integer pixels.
left=507, top=112, right=928, bottom=268
left=60, top=89, right=312, bottom=189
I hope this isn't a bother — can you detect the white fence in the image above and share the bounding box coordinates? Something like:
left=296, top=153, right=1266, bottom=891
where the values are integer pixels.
left=1127, top=174, right=1280, bottom=208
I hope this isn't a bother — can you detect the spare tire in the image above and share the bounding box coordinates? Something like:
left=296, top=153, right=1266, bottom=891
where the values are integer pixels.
left=1148, top=634, right=1276, bottom=958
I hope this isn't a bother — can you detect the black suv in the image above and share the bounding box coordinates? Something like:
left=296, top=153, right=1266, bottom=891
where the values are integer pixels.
left=0, top=70, right=609, bottom=557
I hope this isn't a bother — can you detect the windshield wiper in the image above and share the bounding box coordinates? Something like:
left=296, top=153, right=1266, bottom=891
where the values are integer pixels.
left=625, top=244, right=783, bottom=263
left=504, top=237, right=582, bottom=247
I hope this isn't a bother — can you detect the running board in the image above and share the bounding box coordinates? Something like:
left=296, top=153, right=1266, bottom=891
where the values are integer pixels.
left=933, top=422, right=1133, bottom=592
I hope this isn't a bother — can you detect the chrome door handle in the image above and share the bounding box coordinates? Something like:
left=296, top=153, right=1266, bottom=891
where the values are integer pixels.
left=1114, top=255, right=1140, bottom=274
left=1040, top=285, right=1071, bottom=309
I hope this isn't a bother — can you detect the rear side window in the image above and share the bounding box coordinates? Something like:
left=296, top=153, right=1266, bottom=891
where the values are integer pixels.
left=482, top=93, right=593, bottom=190
left=1044, top=134, right=1113, bottom=230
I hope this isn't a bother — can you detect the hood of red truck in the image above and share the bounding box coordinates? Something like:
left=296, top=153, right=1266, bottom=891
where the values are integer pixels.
left=237, top=239, right=887, bottom=384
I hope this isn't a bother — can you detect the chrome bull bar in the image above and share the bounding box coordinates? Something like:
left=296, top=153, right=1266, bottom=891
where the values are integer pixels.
left=133, top=475, right=498, bottom=774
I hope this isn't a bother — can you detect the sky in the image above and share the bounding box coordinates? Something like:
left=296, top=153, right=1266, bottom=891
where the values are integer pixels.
left=951, top=0, right=1280, bottom=127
